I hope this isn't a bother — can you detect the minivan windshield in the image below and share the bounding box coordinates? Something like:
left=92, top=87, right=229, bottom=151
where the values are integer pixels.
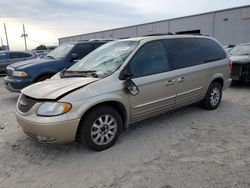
left=66, top=40, right=139, bottom=78
left=45, top=44, right=74, bottom=59
left=229, top=45, right=250, bottom=56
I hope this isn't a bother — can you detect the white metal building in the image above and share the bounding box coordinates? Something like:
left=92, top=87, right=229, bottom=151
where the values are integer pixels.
left=59, top=5, right=250, bottom=46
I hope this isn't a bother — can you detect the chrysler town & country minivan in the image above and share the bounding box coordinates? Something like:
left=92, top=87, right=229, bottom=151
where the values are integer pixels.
left=16, top=35, right=231, bottom=151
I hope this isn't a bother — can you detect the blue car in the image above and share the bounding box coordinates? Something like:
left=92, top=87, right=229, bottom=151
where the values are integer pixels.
left=4, top=40, right=110, bottom=92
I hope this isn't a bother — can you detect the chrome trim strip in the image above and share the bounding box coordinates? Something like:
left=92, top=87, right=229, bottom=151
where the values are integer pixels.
left=176, top=87, right=202, bottom=97
left=134, top=95, right=176, bottom=109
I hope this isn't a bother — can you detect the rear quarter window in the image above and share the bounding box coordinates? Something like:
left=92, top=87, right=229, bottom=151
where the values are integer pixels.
left=197, top=38, right=226, bottom=62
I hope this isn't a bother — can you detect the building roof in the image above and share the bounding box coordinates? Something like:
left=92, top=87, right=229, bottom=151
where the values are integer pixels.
left=59, top=5, right=250, bottom=40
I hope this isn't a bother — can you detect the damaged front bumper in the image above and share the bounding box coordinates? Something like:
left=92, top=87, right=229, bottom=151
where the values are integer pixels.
left=231, top=63, right=250, bottom=82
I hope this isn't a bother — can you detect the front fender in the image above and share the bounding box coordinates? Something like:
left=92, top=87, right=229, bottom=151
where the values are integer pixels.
left=67, top=93, right=131, bottom=128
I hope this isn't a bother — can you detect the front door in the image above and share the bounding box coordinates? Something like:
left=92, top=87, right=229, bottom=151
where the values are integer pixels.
left=128, top=40, right=176, bottom=122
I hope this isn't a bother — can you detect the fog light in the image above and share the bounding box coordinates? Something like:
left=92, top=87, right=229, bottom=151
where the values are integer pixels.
left=36, top=135, right=56, bottom=143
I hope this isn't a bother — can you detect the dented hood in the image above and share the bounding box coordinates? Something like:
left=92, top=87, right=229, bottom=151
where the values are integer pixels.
left=22, top=77, right=99, bottom=100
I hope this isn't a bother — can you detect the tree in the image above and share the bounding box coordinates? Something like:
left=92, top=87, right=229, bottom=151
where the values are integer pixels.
left=0, top=46, right=2, bottom=51
left=35, top=45, right=47, bottom=50
left=47, top=46, right=57, bottom=50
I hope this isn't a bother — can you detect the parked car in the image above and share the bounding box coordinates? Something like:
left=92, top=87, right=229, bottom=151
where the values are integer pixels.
left=0, top=51, right=36, bottom=75
left=16, top=35, right=231, bottom=151
left=229, top=43, right=250, bottom=82
left=4, top=39, right=111, bottom=92
left=224, top=45, right=235, bottom=53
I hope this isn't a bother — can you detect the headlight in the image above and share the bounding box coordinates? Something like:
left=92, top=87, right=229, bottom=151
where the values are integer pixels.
left=13, top=71, right=28, bottom=77
left=37, top=102, right=72, bottom=116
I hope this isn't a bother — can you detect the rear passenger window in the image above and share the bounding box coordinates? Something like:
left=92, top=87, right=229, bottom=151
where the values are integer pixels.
left=198, top=38, right=226, bottom=62
left=130, top=41, right=169, bottom=77
left=163, top=38, right=203, bottom=69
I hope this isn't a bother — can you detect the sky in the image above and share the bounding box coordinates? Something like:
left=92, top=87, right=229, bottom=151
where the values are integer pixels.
left=0, top=0, right=249, bottom=50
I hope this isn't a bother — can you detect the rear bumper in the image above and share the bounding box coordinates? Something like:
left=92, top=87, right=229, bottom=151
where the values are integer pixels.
left=4, top=76, right=33, bottom=92
left=224, top=78, right=232, bottom=90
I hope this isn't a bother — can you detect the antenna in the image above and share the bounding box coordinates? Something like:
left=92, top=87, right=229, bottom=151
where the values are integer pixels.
left=4, top=23, right=9, bottom=50
left=21, top=24, right=28, bottom=51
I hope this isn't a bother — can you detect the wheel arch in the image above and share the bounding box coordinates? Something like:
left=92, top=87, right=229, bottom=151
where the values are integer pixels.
left=210, top=73, right=224, bottom=88
left=75, top=100, right=129, bottom=141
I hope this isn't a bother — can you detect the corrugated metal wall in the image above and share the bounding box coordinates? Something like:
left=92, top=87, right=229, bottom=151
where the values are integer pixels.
left=214, top=7, right=250, bottom=45
left=59, top=6, right=250, bottom=45
left=169, top=13, right=214, bottom=36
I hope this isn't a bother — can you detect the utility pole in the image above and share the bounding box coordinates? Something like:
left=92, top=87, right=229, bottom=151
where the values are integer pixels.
left=4, top=23, right=9, bottom=51
left=21, top=24, right=28, bottom=51
left=1, top=37, right=3, bottom=48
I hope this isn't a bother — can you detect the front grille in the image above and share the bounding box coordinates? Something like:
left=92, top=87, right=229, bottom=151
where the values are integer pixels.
left=6, top=68, right=14, bottom=77
left=231, top=63, right=242, bottom=76
left=18, top=94, right=36, bottom=113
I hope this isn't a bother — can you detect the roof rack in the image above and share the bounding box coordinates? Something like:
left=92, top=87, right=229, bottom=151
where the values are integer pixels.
left=143, top=32, right=210, bottom=37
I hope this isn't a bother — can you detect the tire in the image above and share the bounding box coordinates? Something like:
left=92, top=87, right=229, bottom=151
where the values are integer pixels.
left=79, top=106, right=122, bottom=151
left=36, top=75, right=52, bottom=82
left=201, top=82, right=222, bottom=110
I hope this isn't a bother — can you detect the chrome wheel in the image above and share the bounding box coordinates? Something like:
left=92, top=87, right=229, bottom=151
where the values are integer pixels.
left=210, top=87, right=221, bottom=106
left=90, top=114, right=117, bottom=146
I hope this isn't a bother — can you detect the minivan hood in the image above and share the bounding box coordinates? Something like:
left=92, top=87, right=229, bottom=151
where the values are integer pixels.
left=230, top=55, right=250, bottom=63
left=22, top=77, right=99, bottom=100
left=10, top=58, right=58, bottom=69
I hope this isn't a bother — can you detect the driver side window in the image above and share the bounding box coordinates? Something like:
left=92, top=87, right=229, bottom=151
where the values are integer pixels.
left=129, top=41, right=169, bottom=78
left=71, top=44, right=93, bottom=60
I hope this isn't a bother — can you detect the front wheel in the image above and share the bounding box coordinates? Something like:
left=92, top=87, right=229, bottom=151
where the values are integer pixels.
left=79, top=106, right=122, bottom=151
left=201, top=82, right=222, bottom=110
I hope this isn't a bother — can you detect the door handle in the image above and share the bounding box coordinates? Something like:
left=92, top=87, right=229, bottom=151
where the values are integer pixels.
left=177, top=77, right=185, bottom=83
left=165, top=79, right=175, bottom=86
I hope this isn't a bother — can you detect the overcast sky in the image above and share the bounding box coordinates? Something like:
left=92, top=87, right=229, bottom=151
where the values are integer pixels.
left=0, top=0, right=249, bottom=50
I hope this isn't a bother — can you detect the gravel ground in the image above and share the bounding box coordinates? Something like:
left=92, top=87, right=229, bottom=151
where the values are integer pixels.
left=0, top=77, right=250, bottom=188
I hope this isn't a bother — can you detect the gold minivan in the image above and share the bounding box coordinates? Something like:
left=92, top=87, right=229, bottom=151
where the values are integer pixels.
left=16, top=35, right=232, bottom=151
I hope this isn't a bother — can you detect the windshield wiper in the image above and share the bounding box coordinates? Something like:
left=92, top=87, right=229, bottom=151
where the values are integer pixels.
left=46, top=55, right=55, bottom=59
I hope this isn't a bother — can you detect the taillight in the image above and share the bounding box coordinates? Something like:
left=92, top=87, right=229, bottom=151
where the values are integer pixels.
left=229, top=60, right=233, bottom=72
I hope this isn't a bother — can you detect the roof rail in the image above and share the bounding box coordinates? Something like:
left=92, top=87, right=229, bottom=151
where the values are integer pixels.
left=143, top=32, right=173, bottom=37
left=88, top=38, right=115, bottom=42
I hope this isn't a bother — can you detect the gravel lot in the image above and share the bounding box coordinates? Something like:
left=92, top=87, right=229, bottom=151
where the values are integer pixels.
left=0, top=77, right=250, bottom=188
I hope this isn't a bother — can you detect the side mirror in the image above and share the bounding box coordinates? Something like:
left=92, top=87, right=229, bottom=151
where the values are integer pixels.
left=126, top=79, right=139, bottom=96
left=120, top=69, right=139, bottom=96
left=70, top=53, right=79, bottom=62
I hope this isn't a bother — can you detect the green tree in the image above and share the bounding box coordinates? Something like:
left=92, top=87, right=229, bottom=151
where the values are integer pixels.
left=35, top=45, right=47, bottom=50
left=0, top=46, right=2, bottom=51
left=47, top=46, right=57, bottom=50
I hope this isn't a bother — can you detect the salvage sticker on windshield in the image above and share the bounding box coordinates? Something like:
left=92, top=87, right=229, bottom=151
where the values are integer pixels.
left=114, top=47, right=130, bottom=51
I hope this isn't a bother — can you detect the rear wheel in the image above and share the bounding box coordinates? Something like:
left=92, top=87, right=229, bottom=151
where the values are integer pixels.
left=201, top=82, right=222, bottom=110
left=79, top=106, right=122, bottom=151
